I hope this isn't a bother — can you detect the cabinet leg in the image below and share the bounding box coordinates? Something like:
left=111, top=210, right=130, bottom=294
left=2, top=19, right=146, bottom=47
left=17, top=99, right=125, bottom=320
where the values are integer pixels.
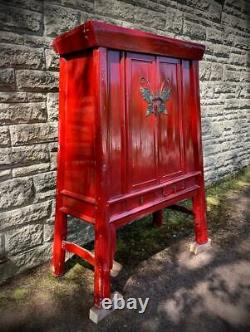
left=153, top=209, right=163, bottom=227
left=52, top=206, right=67, bottom=276
left=192, top=188, right=209, bottom=245
left=94, top=229, right=111, bottom=307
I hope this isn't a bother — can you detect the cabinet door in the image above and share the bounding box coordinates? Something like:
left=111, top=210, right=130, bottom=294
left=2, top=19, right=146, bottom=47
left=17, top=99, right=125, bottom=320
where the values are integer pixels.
left=126, top=53, right=158, bottom=190
left=157, top=57, right=184, bottom=180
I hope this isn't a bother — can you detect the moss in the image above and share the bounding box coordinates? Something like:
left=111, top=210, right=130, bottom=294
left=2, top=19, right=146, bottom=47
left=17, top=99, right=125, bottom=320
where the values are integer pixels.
left=12, top=288, right=28, bottom=301
left=207, top=196, right=220, bottom=206
left=0, top=293, right=8, bottom=307
left=0, top=287, right=29, bottom=307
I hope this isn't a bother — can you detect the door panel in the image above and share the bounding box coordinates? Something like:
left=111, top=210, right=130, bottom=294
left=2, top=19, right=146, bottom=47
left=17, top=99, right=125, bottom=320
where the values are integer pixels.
left=126, top=53, right=158, bottom=190
left=157, top=57, right=183, bottom=180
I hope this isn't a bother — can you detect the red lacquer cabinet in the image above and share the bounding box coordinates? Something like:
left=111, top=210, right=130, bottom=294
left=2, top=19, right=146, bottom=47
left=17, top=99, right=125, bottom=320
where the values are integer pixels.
left=52, top=20, right=210, bottom=317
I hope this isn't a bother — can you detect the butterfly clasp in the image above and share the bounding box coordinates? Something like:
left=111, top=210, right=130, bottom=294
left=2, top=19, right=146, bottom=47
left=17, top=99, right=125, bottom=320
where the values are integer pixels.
left=140, top=78, right=171, bottom=117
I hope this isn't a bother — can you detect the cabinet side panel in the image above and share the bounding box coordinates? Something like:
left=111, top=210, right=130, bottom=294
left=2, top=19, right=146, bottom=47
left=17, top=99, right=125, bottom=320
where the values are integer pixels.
left=107, top=50, right=123, bottom=197
left=60, top=51, right=96, bottom=199
left=182, top=60, right=196, bottom=172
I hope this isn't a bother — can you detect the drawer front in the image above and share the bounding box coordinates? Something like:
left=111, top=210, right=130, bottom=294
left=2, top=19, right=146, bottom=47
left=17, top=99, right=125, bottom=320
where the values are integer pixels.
left=109, top=175, right=198, bottom=221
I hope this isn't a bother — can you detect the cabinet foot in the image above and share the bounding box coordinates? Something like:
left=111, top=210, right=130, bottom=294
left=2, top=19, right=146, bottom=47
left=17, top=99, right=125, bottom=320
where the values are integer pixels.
left=190, top=238, right=212, bottom=255
left=89, top=291, right=123, bottom=324
left=110, top=260, right=123, bottom=277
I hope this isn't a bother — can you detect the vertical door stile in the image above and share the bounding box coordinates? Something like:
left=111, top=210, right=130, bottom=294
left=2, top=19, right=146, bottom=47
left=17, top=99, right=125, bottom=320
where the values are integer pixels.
left=107, top=50, right=125, bottom=198
left=125, top=52, right=131, bottom=192
left=177, top=60, right=185, bottom=174
left=120, top=51, right=128, bottom=194
left=151, top=56, right=159, bottom=182
left=93, top=47, right=109, bottom=205
left=155, top=56, right=160, bottom=183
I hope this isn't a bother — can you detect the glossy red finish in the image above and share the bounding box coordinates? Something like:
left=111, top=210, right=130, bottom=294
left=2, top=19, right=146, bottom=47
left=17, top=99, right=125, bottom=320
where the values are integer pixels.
left=52, top=20, right=205, bottom=60
left=52, top=21, right=209, bottom=308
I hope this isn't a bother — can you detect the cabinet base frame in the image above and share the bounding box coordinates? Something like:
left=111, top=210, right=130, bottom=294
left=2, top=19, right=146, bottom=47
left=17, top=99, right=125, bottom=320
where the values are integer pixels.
left=52, top=185, right=210, bottom=319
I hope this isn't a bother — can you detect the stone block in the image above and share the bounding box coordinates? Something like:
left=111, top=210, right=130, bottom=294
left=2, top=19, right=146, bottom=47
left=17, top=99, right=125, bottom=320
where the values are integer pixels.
left=10, top=123, right=58, bottom=146
left=44, top=223, right=54, bottom=242
left=229, top=53, right=247, bottom=66
left=183, top=21, right=206, bottom=41
left=0, top=148, right=11, bottom=168
left=207, top=2, right=221, bottom=23
left=200, top=84, right=214, bottom=99
left=0, top=44, right=44, bottom=69
left=0, top=178, right=34, bottom=211
left=11, top=243, right=52, bottom=273
left=0, top=30, right=51, bottom=48
left=121, top=0, right=167, bottom=13
left=223, top=27, right=236, bottom=46
left=45, top=49, right=59, bottom=71
left=0, top=127, right=11, bottom=147
left=47, top=93, right=59, bottom=122
left=0, top=4, right=42, bottom=33
left=53, top=0, right=94, bottom=12
left=206, top=28, right=223, bottom=44
left=0, top=169, right=11, bottom=181
left=11, top=144, right=50, bottom=167
left=4, top=0, right=43, bottom=12
left=0, top=201, right=52, bottom=231
left=234, top=36, right=249, bottom=50
left=165, top=8, right=183, bottom=33
left=7, top=224, right=44, bottom=255
left=33, top=172, right=56, bottom=193
left=0, top=68, right=15, bottom=91
left=212, top=44, right=230, bottom=59
left=50, top=151, right=58, bottom=171
left=224, top=98, right=240, bottom=110
left=200, top=62, right=211, bottom=81
left=33, top=171, right=56, bottom=201
left=0, top=92, right=45, bottom=103
left=44, top=3, right=80, bottom=37
left=223, top=67, right=241, bottom=82
left=95, top=0, right=134, bottom=22
left=0, top=259, right=18, bottom=285
left=16, top=70, right=59, bottom=92
left=134, top=7, right=166, bottom=30
left=12, top=163, right=51, bottom=178
left=214, top=82, right=236, bottom=95
left=0, top=102, right=47, bottom=125
left=210, top=63, right=224, bottom=81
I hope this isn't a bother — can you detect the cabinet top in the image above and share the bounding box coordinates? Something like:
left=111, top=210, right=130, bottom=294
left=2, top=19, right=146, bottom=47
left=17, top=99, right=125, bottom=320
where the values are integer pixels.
left=53, top=20, right=205, bottom=60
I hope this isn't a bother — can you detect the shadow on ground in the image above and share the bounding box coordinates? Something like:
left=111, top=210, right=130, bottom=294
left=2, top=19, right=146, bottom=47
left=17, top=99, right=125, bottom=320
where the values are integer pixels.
left=0, top=168, right=249, bottom=332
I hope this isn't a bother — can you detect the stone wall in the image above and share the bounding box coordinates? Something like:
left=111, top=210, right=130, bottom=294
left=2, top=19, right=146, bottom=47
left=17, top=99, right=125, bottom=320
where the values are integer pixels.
left=0, top=0, right=249, bottom=282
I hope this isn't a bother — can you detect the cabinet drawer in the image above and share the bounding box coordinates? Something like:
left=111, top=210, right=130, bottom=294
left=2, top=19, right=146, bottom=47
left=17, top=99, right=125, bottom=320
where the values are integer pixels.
left=163, top=185, right=175, bottom=196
